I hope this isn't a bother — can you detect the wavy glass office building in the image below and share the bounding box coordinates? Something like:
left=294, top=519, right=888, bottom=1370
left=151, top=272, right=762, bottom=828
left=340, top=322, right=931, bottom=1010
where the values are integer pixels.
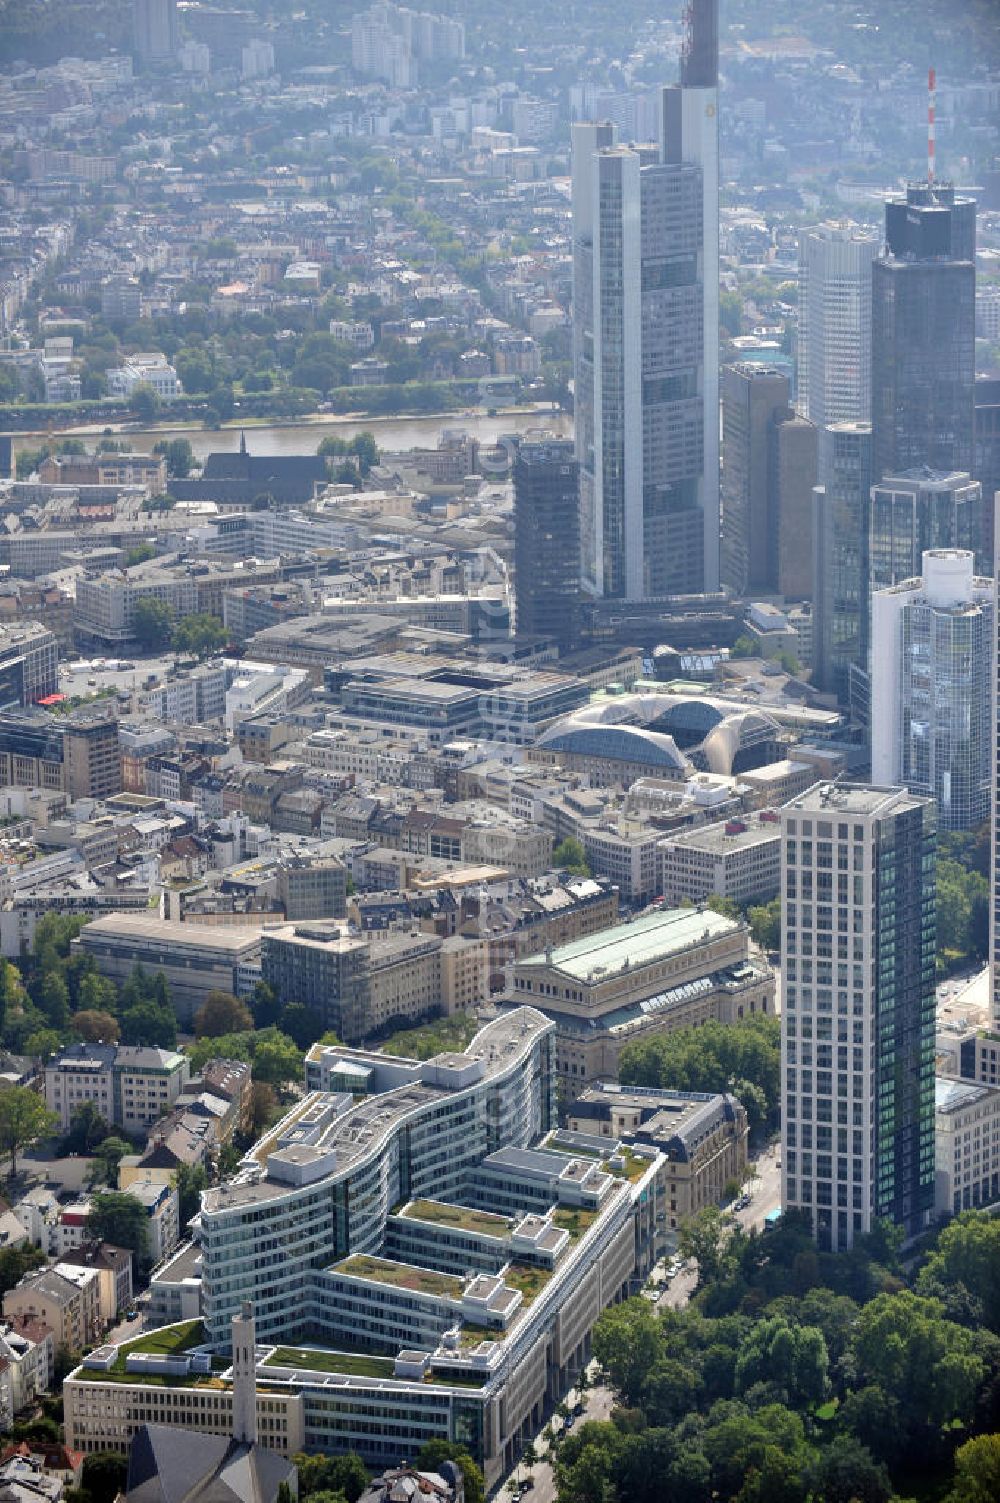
left=65, top=1010, right=664, bottom=1488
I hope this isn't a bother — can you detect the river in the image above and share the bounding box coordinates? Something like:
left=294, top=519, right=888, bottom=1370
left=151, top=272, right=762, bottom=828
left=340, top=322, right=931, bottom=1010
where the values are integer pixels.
left=13, top=407, right=572, bottom=465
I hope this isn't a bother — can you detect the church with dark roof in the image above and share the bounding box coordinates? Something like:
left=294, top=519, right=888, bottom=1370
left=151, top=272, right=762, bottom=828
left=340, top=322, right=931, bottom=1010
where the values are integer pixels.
left=170, top=434, right=328, bottom=508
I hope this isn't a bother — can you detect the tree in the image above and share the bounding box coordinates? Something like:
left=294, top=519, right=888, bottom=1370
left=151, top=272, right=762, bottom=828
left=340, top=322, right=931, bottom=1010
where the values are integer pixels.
left=63, top=1100, right=111, bottom=1155
left=88, top=1190, right=150, bottom=1267
left=948, top=1434, right=1000, bottom=1503
left=71, top=1009, right=120, bottom=1044
left=0, top=1243, right=45, bottom=1298
left=414, top=1443, right=484, bottom=1503
left=279, top=1002, right=325, bottom=1050
left=250, top=1081, right=277, bottom=1133
left=86, top=1135, right=132, bottom=1189
left=747, top=897, right=781, bottom=952
left=131, top=597, right=174, bottom=651
left=23, top=1028, right=62, bottom=1060
left=592, top=1299, right=664, bottom=1407
left=553, top=837, right=591, bottom=877
left=293, top=1453, right=368, bottom=1502
left=852, top=1290, right=985, bottom=1433
left=918, top=1212, right=1000, bottom=1332
left=0, top=1086, right=58, bottom=1177
left=36, top=971, right=69, bottom=1030
left=251, top=1031, right=303, bottom=1087
left=128, top=384, right=160, bottom=423
left=194, top=990, right=253, bottom=1038
left=809, top=1436, right=891, bottom=1503
left=77, top=972, right=119, bottom=1016
left=119, top=1000, right=176, bottom=1050
left=733, top=1315, right=829, bottom=1407
left=251, top=981, right=282, bottom=1029
left=678, top=1205, right=734, bottom=1289
left=153, top=438, right=194, bottom=477
left=173, top=612, right=227, bottom=659
left=175, top=1163, right=208, bottom=1228
left=82, top=1453, right=128, bottom=1503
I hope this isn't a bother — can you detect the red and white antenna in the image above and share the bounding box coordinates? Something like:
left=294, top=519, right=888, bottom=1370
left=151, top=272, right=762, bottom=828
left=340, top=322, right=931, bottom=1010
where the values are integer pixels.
left=927, top=66, right=936, bottom=183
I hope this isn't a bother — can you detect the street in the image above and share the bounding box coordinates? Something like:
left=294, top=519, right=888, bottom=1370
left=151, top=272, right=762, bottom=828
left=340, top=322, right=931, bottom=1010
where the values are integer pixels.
left=500, top=1140, right=782, bottom=1499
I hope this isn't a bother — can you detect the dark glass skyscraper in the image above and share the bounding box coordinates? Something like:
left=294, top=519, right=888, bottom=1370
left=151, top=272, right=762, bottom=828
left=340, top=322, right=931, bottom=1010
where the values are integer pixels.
left=811, top=422, right=872, bottom=701
left=872, top=183, right=976, bottom=486
left=513, top=439, right=582, bottom=653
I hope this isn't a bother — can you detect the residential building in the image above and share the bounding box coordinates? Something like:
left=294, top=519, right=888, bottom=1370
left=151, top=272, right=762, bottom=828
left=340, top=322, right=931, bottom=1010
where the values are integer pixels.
left=44, top=1043, right=190, bottom=1134
left=509, top=905, right=774, bottom=1086
left=106, top=356, right=180, bottom=401
left=934, top=1076, right=1000, bottom=1216
left=120, top=1181, right=181, bottom=1267
left=512, top=439, right=581, bottom=654
left=4, top=1264, right=102, bottom=1351
left=75, top=917, right=263, bottom=1026
left=797, top=222, right=878, bottom=436
left=872, top=182, right=976, bottom=485
left=0, top=1322, right=55, bottom=1431
left=657, top=809, right=782, bottom=908
left=61, top=1245, right=133, bottom=1326
left=870, top=550, right=992, bottom=829
left=780, top=783, right=936, bottom=1251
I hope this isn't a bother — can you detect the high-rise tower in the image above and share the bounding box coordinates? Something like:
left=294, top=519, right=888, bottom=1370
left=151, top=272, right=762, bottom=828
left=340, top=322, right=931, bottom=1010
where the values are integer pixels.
left=797, top=223, right=878, bottom=437
left=781, top=783, right=936, bottom=1252
left=572, top=0, right=719, bottom=601
left=872, top=183, right=977, bottom=486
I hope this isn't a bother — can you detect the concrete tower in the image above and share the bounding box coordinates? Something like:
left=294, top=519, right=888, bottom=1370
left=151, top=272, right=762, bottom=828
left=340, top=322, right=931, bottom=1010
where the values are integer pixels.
left=231, top=1301, right=257, bottom=1446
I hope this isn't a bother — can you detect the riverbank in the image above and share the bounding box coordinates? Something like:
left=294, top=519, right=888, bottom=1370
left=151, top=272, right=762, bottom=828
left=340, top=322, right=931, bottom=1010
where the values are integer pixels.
left=10, top=405, right=571, bottom=464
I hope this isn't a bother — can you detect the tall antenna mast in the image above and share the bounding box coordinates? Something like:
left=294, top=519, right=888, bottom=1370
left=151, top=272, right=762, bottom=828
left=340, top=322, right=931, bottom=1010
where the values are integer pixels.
left=927, top=66, right=936, bottom=183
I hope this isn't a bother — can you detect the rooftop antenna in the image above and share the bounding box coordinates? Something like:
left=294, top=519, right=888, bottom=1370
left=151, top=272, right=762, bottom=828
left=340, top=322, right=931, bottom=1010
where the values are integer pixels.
left=927, top=66, right=936, bottom=184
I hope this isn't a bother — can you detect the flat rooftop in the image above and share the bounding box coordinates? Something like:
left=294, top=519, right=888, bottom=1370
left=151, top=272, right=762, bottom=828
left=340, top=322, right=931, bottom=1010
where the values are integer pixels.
left=516, top=905, right=738, bottom=983
left=660, top=815, right=781, bottom=853
left=78, top=914, right=263, bottom=952
left=782, top=782, right=928, bottom=819
left=204, top=1008, right=553, bottom=1211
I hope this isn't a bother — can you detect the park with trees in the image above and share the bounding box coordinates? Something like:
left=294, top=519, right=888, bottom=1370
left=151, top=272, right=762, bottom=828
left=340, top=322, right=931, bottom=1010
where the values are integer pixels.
left=559, top=1207, right=1000, bottom=1503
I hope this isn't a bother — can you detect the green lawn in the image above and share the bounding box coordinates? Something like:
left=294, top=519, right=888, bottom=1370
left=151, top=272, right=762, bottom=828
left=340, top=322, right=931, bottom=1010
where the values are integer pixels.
left=118, top=1321, right=205, bottom=1363
left=379, top=1012, right=482, bottom=1060
left=503, top=1262, right=552, bottom=1305
left=403, top=1199, right=510, bottom=1238
left=265, top=1347, right=396, bottom=1378
left=551, top=1207, right=598, bottom=1240
left=335, top=1254, right=464, bottom=1300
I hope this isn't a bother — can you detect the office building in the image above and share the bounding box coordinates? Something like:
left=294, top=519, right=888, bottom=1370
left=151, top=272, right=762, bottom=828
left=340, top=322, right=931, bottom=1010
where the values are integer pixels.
left=62, top=712, right=121, bottom=800
left=720, top=364, right=816, bottom=598
left=974, top=376, right=1000, bottom=566
left=0, top=708, right=119, bottom=798
left=870, top=550, right=992, bottom=829
left=657, top=809, right=782, bottom=908
left=781, top=783, right=936, bottom=1251
left=872, top=183, right=976, bottom=485
left=934, top=1076, right=1000, bottom=1216
left=509, top=905, right=774, bottom=1086
left=811, top=421, right=872, bottom=700
left=868, top=469, right=983, bottom=595
left=512, top=439, right=581, bottom=653
left=0, top=622, right=59, bottom=708
left=572, top=0, right=719, bottom=600
left=76, top=917, right=263, bottom=1027
left=797, top=222, right=878, bottom=436
left=65, top=1010, right=665, bottom=1491
left=566, top=1082, right=747, bottom=1234
left=133, top=0, right=178, bottom=62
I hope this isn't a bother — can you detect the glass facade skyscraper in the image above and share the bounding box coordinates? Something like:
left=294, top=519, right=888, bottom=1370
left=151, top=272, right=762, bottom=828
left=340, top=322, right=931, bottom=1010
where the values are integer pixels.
left=872, top=183, right=977, bottom=487
left=811, top=421, right=872, bottom=701
left=797, top=222, right=878, bottom=438
left=781, top=784, right=936, bottom=1253
left=870, top=550, right=993, bottom=830
left=512, top=439, right=582, bottom=653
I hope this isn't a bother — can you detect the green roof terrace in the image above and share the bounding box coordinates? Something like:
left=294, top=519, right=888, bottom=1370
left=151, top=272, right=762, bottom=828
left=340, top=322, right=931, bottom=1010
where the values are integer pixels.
left=333, top=1254, right=465, bottom=1300
left=398, top=1199, right=513, bottom=1239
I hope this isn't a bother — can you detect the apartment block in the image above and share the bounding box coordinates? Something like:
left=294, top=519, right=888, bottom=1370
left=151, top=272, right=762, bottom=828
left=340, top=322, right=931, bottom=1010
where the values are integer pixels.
left=44, top=1042, right=190, bottom=1134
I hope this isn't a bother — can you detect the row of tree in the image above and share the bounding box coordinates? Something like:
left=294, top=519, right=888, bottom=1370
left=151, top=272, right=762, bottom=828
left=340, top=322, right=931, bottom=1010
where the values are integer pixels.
left=571, top=1208, right=1000, bottom=1503
left=618, top=1014, right=780, bottom=1139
